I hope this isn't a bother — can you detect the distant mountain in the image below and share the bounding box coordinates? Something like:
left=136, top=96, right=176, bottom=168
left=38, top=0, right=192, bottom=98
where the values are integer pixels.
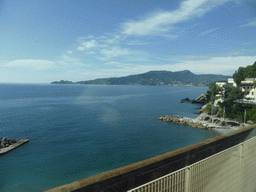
left=51, top=80, right=74, bottom=84
left=51, top=70, right=231, bottom=86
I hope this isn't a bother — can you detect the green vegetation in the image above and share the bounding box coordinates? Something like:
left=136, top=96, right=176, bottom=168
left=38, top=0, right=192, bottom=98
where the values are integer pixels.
left=208, top=82, right=223, bottom=101
left=205, top=61, right=256, bottom=123
left=247, top=108, right=256, bottom=123
left=215, top=85, right=246, bottom=122
left=51, top=70, right=231, bottom=86
left=233, top=61, right=256, bottom=86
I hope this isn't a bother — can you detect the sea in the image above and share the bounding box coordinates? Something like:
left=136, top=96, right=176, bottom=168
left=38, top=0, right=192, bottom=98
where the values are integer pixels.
left=0, top=84, right=217, bottom=191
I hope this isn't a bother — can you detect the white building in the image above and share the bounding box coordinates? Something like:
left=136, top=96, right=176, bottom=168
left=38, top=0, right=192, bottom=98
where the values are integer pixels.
left=215, top=78, right=256, bottom=101
left=228, top=78, right=237, bottom=87
left=215, top=82, right=227, bottom=88
left=240, top=78, right=256, bottom=99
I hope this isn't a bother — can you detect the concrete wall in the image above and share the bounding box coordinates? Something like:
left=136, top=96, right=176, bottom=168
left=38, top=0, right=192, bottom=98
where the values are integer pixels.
left=46, top=125, right=256, bottom=192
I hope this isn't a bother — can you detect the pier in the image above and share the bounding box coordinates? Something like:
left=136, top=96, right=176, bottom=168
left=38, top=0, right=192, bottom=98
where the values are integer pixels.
left=0, top=139, right=29, bottom=156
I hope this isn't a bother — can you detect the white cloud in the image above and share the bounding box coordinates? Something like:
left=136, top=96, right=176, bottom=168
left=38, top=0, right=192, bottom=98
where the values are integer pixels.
left=77, top=47, right=85, bottom=51
left=201, top=28, right=218, bottom=36
left=67, top=51, right=73, bottom=54
left=105, top=61, right=120, bottom=65
left=4, top=59, right=55, bottom=70
left=85, top=51, right=96, bottom=55
left=121, top=0, right=231, bottom=36
left=240, top=19, right=256, bottom=27
left=77, top=40, right=97, bottom=51
left=78, top=56, right=256, bottom=80
left=171, top=56, right=256, bottom=75
left=103, top=35, right=121, bottom=44
left=99, top=46, right=131, bottom=60
left=56, top=55, right=90, bottom=68
left=83, top=40, right=97, bottom=48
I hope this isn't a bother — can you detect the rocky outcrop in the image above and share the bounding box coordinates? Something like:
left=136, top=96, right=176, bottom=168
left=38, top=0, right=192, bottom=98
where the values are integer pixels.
left=0, top=138, right=17, bottom=148
left=158, top=113, right=250, bottom=134
left=181, top=94, right=209, bottom=105
left=180, top=98, right=191, bottom=103
left=0, top=138, right=29, bottom=155
left=190, top=94, right=208, bottom=104
left=157, top=115, right=210, bottom=129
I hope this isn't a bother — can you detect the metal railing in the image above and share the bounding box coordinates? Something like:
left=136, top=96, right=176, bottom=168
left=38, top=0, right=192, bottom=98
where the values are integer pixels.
left=128, top=136, right=256, bottom=192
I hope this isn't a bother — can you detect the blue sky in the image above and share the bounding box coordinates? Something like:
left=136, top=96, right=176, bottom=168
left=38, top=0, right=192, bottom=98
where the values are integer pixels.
left=1, top=0, right=256, bottom=83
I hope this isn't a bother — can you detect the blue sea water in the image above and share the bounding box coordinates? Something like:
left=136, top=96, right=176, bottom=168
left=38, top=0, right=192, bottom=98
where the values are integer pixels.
left=0, top=84, right=217, bottom=191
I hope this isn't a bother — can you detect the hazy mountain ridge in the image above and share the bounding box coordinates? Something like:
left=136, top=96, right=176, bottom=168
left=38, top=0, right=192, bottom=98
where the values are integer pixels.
left=51, top=70, right=231, bottom=86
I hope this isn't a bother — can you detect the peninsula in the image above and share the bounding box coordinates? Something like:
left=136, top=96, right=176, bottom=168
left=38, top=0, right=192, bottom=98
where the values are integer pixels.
left=51, top=70, right=230, bottom=87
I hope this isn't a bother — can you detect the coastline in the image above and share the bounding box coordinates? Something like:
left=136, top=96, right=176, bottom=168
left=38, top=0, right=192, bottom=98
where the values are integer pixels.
left=158, top=113, right=251, bottom=135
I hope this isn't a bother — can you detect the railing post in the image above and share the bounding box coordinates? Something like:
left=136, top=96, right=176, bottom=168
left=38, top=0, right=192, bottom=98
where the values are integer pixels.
left=185, top=166, right=190, bottom=192
left=239, top=143, right=243, bottom=191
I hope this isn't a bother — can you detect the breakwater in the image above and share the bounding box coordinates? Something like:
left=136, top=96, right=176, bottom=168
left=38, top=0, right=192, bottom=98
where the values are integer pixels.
left=0, top=139, right=29, bottom=155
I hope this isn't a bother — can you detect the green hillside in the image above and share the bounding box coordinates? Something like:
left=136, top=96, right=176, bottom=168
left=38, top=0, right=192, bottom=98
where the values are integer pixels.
left=52, top=70, right=231, bottom=86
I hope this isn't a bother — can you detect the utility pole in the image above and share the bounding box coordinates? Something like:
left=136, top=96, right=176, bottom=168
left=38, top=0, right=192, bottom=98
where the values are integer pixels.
left=223, top=86, right=225, bottom=120
left=223, top=106, right=225, bottom=120
left=244, top=109, right=246, bottom=124
left=211, top=104, right=213, bottom=121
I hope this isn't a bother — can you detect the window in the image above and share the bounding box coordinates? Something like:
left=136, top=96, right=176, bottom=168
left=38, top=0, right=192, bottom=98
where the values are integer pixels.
left=252, top=92, right=254, bottom=95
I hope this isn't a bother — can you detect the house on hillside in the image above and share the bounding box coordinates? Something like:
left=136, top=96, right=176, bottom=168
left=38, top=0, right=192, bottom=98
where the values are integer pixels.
left=215, top=78, right=256, bottom=100
left=215, top=82, right=227, bottom=88
left=227, top=78, right=237, bottom=87
left=240, top=78, right=255, bottom=99
left=215, top=79, right=236, bottom=89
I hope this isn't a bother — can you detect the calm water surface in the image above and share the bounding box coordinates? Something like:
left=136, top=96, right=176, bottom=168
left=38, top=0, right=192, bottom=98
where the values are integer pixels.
left=0, top=84, right=217, bottom=191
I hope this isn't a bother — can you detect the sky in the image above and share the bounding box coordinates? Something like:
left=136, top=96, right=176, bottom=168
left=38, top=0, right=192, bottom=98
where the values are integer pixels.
left=1, top=0, right=256, bottom=83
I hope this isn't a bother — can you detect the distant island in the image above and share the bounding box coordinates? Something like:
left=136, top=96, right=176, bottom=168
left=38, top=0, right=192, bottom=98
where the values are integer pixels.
left=51, top=70, right=231, bottom=86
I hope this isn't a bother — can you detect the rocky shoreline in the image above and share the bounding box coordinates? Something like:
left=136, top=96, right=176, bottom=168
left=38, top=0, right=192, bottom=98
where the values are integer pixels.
left=158, top=113, right=251, bottom=135
left=159, top=94, right=253, bottom=135
left=0, top=137, right=18, bottom=148
left=158, top=115, right=209, bottom=129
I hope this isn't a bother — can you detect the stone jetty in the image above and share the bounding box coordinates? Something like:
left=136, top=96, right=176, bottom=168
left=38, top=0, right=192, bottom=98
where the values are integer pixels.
left=0, top=138, right=29, bottom=155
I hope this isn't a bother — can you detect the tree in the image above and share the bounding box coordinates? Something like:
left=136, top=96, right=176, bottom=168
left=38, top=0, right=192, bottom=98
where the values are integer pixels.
left=233, top=61, right=256, bottom=86
left=208, top=82, right=223, bottom=101
left=233, top=67, right=244, bottom=87
left=226, top=87, right=245, bottom=103
left=247, top=108, right=256, bottom=123
left=218, top=86, right=246, bottom=121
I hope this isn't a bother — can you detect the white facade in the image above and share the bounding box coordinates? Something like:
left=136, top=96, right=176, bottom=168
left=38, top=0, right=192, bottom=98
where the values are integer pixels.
left=228, top=78, right=237, bottom=87
left=215, top=78, right=256, bottom=100
left=240, top=78, right=256, bottom=99
left=215, top=82, right=227, bottom=88
left=215, top=82, right=225, bottom=98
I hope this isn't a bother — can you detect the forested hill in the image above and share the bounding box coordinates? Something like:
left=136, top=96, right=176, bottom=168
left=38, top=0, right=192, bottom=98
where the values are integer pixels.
left=233, top=61, right=256, bottom=86
left=51, top=70, right=231, bottom=86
